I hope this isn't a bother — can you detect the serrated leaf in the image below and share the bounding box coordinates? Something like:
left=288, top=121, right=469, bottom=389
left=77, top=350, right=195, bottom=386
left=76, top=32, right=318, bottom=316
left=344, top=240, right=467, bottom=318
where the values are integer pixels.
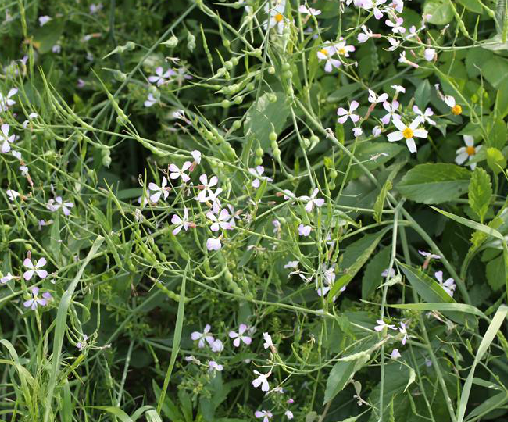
left=423, top=0, right=454, bottom=24
left=397, top=163, right=471, bottom=204
left=373, top=181, right=392, bottom=224
left=469, top=167, right=492, bottom=222
left=244, top=92, right=290, bottom=150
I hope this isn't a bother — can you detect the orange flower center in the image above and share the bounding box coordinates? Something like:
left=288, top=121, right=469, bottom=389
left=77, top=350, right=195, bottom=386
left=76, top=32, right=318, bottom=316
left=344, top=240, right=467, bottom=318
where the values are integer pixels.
left=402, top=127, right=414, bottom=139
left=451, top=105, right=462, bottom=115
left=274, top=13, right=284, bottom=22
left=466, top=145, right=476, bottom=156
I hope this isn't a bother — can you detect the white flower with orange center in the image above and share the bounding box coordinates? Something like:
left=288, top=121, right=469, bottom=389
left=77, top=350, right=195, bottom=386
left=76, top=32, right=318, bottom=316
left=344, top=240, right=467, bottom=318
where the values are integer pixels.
left=334, top=38, right=355, bottom=57
left=444, top=95, right=462, bottom=115
left=456, top=135, right=481, bottom=170
left=387, top=118, right=427, bottom=153
left=264, top=0, right=286, bottom=34
left=316, top=46, right=341, bottom=72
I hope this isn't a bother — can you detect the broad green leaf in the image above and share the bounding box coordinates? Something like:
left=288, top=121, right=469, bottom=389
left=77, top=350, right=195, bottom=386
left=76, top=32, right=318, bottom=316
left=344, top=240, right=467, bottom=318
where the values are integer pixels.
left=457, top=0, right=484, bottom=13
left=397, top=163, right=471, bottom=204
left=483, top=56, right=508, bottom=87
left=328, top=228, right=390, bottom=300
left=32, top=20, right=65, bottom=54
left=465, top=392, right=508, bottom=421
left=486, top=147, right=506, bottom=174
left=423, top=0, right=454, bottom=24
left=487, top=118, right=508, bottom=150
left=414, top=80, right=432, bottom=110
left=495, top=79, right=508, bottom=119
left=486, top=255, right=506, bottom=291
left=244, top=92, right=290, bottom=150
left=323, top=356, right=368, bottom=404
left=399, top=262, right=454, bottom=304
left=362, top=246, right=391, bottom=300
left=457, top=306, right=508, bottom=422
left=468, top=167, right=492, bottom=222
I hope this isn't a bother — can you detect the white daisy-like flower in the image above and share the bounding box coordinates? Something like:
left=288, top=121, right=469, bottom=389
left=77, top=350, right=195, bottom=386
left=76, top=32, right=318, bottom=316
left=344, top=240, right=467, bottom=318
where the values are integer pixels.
left=334, top=38, right=355, bottom=57
left=317, top=46, right=341, bottom=73
left=387, top=118, right=427, bottom=153
left=455, top=135, right=481, bottom=170
left=264, top=0, right=287, bottom=34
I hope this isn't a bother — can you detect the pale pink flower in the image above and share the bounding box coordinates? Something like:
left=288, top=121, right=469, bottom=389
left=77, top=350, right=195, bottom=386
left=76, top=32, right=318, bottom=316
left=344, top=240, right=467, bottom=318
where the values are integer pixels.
left=399, top=323, right=408, bottom=345
left=1, top=124, right=16, bottom=153
left=0, top=88, right=17, bottom=112
left=23, top=257, right=48, bottom=281
left=169, top=161, right=191, bottom=182
left=381, top=101, right=400, bottom=125
left=38, top=15, right=52, bottom=26
left=374, top=319, right=396, bottom=331
left=434, top=271, right=456, bottom=297
left=148, top=177, right=170, bottom=203
left=285, top=410, right=294, bottom=420
left=0, top=273, right=14, bottom=284
left=263, top=332, right=274, bottom=349
left=171, top=208, right=190, bottom=235
left=191, top=150, right=202, bottom=164
left=391, top=349, right=401, bottom=360
left=148, top=67, right=174, bottom=86
left=6, top=189, right=20, bottom=201
left=196, top=174, right=222, bottom=202
left=255, top=410, right=273, bottom=422
left=191, top=324, right=214, bottom=349
left=23, top=286, right=52, bottom=310
left=298, top=5, right=321, bottom=15
left=368, top=90, right=389, bottom=104
left=413, top=106, right=436, bottom=125
left=47, top=197, right=74, bottom=216
left=300, top=188, right=325, bottom=212
left=144, top=93, right=157, bottom=107
left=206, top=208, right=232, bottom=231
left=229, top=324, right=252, bottom=347
left=252, top=370, right=271, bottom=392
left=317, top=46, right=341, bottom=73
left=424, top=48, right=435, bottom=61
left=298, top=224, right=312, bottom=236
left=337, top=101, right=360, bottom=124
left=249, top=166, right=273, bottom=189
left=208, top=360, right=223, bottom=371
left=206, top=237, right=222, bottom=251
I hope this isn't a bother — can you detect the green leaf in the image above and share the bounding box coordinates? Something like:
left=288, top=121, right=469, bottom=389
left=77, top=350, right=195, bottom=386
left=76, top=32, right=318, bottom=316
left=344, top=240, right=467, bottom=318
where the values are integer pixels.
left=362, top=246, right=391, bottom=300
left=323, top=356, right=369, bottom=404
left=423, top=0, right=454, bottom=24
left=414, top=80, right=432, bottom=110
left=456, top=0, right=484, bottom=13
left=399, top=263, right=454, bottom=303
left=397, top=163, right=471, bottom=204
left=389, top=302, right=487, bottom=319
left=486, top=255, right=506, bottom=291
left=328, top=228, right=390, bottom=301
left=486, top=147, right=507, bottom=174
left=244, top=92, right=290, bottom=150
left=495, top=79, right=508, bottom=119
left=483, top=56, right=508, bottom=87
left=468, top=167, right=492, bottom=222
left=465, top=392, right=508, bottom=421
left=32, top=20, right=65, bottom=54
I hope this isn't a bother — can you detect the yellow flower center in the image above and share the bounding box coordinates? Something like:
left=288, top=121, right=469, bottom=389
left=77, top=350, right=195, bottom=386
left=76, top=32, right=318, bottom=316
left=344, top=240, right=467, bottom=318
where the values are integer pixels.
left=466, top=145, right=476, bottom=156
left=319, top=48, right=328, bottom=56
left=402, top=127, right=414, bottom=139
left=451, top=105, right=462, bottom=115
left=274, top=13, right=284, bottom=22
left=338, top=48, right=346, bottom=55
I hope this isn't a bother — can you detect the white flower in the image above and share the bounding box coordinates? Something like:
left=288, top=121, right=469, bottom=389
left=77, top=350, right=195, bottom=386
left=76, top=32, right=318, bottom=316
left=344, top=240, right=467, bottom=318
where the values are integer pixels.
left=300, top=188, right=325, bottom=212
left=206, top=208, right=232, bottom=231
left=0, top=273, right=14, bottom=284
left=206, top=237, right=222, bottom=250
left=424, top=48, right=435, bottom=61
left=413, top=105, right=436, bottom=125
left=399, top=323, right=408, bottom=345
left=52, top=44, right=61, bottom=54
left=387, top=37, right=400, bottom=51
left=372, top=126, right=382, bottom=137
left=391, top=349, right=401, bottom=360
left=148, top=67, right=174, bottom=86
left=169, top=161, right=191, bottom=182
left=358, top=25, right=374, bottom=43
left=148, top=177, right=170, bottom=203
left=368, top=90, right=389, bottom=104
left=171, top=208, right=190, bottom=235
left=385, top=16, right=405, bottom=33
left=352, top=127, right=363, bottom=137
left=0, top=124, right=16, bottom=153
left=255, top=410, right=273, bottom=422
left=0, top=88, right=17, bottom=112
left=391, top=84, right=406, bottom=93
left=248, top=166, right=273, bottom=189
left=6, top=190, right=20, bottom=201
left=210, top=339, right=224, bottom=353
left=298, top=224, right=312, bottom=236
left=337, top=101, right=360, bottom=124
left=191, top=324, right=214, bottom=348
left=456, top=135, right=481, bottom=170
left=334, top=38, right=355, bottom=57
left=284, top=410, right=294, bottom=420
left=264, top=0, right=286, bottom=34
left=39, top=16, right=52, bottom=26
left=380, top=101, right=400, bottom=125
left=434, top=271, right=456, bottom=297
left=387, top=118, right=427, bottom=153
left=252, top=370, right=271, bottom=392
left=208, top=360, right=223, bottom=371
left=77, top=334, right=88, bottom=350
left=298, top=5, right=321, bottom=15
left=317, top=46, right=341, bottom=73
left=23, top=257, right=48, bottom=281
left=374, top=319, right=396, bottom=331
left=196, top=174, right=222, bottom=203
left=191, top=150, right=202, bottom=164
left=419, top=250, right=441, bottom=260
left=229, top=324, right=252, bottom=347
left=47, top=196, right=74, bottom=216
left=144, top=93, right=157, bottom=107
left=263, top=332, right=274, bottom=349
left=90, top=3, right=103, bottom=13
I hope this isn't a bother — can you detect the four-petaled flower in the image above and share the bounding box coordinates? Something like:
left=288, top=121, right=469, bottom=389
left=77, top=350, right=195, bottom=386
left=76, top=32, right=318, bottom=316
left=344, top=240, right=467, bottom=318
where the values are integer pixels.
left=206, top=237, right=222, bottom=251
left=381, top=101, right=400, bottom=125
left=249, top=166, right=273, bottom=189
left=207, top=209, right=232, bottom=232
left=148, top=177, right=170, bottom=204
left=77, top=334, right=89, bottom=350
left=413, top=105, right=436, bottom=126
left=47, top=197, right=74, bottom=216
left=255, top=410, right=273, bottom=422
left=23, top=257, right=48, bottom=281
left=229, top=324, right=252, bottom=347
left=317, top=46, right=341, bottom=73
left=148, top=67, right=174, bottom=86
left=298, top=5, right=321, bottom=15
left=208, top=360, right=223, bottom=372
left=171, top=207, right=190, bottom=235
left=169, top=162, right=191, bottom=182
left=434, top=270, right=456, bottom=297
left=1, top=124, right=16, bottom=153
left=23, top=286, right=52, bottom=310
left=300, top=188, right=325, bottom=212
left=374, top=319, right=396, bottom=331
left=388, top=118, right=427, bottom=153
left=337, top=101, right=360, bottom=124
left=191, top=324, right=214, bottom=349
left=197, top=174, right=222, bottom=203
left=252, top=370, right=271, bottom=392
left=263, top=332, right=274, bottom=349
left=298, top=224, right=312, bottom=236
left=0, top=88, right=17, bottom=112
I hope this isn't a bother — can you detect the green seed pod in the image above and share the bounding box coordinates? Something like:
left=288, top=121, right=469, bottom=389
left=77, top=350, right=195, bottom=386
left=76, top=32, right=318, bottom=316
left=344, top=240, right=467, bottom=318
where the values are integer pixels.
left=125, top=41, right=135, bottom=50
left=234, top=95, right=243, bottom=105
left=231, top=120, right=242, bottom=131
left=330, top=169, right=338, bottom=179
left=256, top=147, right=264, bottom=157
left=273, top=148, right=281, bottom=161
left=255, top=156, right=263, bottom=166
left=223, top=39, right=231, bottom=48
left=253, top=48, right=262, bottom=58
left=232, top=57, right=240, bottom=66
left=246, top=82, right=255, bottom=91
left=283, top=70, right=292, bottom=79
left=269, top=131, right=277, bottom=142
left=268, top=66, right=275, bottom=74
left=310, top=134, right=319, bottom=145
left=225, top=60, right=233, bottom=70
left=282, top=62, right=291, bottom=71
left=165, top=35, right=178, bottom=47
left=268, top=93, right=277, bottom=103
left=302, top=137, right=310, bottom=149
left=222, top=99, right=231, bottom=108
